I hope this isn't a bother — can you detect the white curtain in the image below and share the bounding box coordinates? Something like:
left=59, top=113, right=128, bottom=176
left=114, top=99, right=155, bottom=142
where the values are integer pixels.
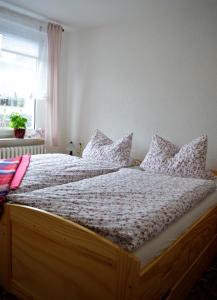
left=0, top=7, right=48, bottom=131
left=45, top=23, right=62, bottom=146
left=0, top=7, right=48, bottom=100
left=0, top=8, right=63, bottom=143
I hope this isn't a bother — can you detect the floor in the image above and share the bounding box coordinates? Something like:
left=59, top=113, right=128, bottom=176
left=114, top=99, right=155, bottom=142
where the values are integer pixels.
left=186, top=256, right=217, bottom=300
left=0, top=287, right=16, bottom=300
left=1, top=257, right=217, bottom=299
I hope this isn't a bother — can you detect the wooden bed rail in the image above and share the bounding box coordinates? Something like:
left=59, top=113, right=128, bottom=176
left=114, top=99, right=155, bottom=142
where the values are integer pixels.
left=0, top=206, right=11, bottom=290
left=0, top=204, right=140, bottom=300
left=137, top=204, right=217, bottom=300
left=1, top=201, right=217, bottom=300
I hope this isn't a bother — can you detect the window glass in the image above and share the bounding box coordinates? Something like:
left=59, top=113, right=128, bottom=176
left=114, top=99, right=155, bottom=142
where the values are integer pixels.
left=0, top=33, right=38, bottom=129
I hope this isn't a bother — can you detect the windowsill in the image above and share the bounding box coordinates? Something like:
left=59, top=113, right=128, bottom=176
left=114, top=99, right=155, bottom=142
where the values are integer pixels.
left=0, top=128, right=14, bottom=138
left=0, top=138, right=44, bottom=148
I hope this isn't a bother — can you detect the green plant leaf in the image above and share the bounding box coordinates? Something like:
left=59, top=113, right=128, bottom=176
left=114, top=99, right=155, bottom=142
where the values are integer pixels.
left=9, top=112, right=28, bottom=129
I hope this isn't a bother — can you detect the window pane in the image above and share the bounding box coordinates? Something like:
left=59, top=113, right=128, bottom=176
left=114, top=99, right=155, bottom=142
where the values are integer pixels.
left=0, top=41, right=36, bottom=128
left=2, top=33, right=39, bottom=57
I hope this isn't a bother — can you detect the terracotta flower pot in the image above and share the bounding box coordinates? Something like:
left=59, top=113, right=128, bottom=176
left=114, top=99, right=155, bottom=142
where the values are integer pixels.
left=14, top=128, right=26, bottom=139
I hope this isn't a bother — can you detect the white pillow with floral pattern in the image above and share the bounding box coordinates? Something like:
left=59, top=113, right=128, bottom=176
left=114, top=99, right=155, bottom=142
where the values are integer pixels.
left=140, top=134, right=213, bottom=179
left=82, top=130, right=133, bottom=167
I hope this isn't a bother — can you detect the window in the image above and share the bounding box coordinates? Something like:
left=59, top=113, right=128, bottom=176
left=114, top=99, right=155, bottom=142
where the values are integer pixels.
left=0, top=33, right=39, bottom=129
left=0, top=14, right=47, bottom=134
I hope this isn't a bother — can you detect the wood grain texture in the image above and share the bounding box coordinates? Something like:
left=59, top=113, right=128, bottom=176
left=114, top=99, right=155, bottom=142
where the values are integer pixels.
left=116, top=249, right=140, bottom=300
left=0, top=206, right=12, bottom=290
left=166, top=235, right=217, bottom=300
left=1, top=199, right=217, bottom=300
left=138, top=205, right=217, bottom=300
left=1, top=204, right=140, bottom=300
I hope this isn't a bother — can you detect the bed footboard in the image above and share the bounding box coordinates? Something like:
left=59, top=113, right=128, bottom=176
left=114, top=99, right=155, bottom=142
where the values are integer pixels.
left=2, top=203, right=217, bottom=300
left=0, top=204, right=140, bottom=300
left=138, top=205, right=217, bottom=300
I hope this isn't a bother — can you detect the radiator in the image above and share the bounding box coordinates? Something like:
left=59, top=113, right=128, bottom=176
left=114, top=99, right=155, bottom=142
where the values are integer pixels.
left=0, top=145, right=46, bottom=159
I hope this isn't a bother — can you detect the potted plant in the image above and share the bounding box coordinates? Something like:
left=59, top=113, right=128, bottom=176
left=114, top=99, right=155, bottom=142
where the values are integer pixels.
left=9, top=112, right=28, bottom=139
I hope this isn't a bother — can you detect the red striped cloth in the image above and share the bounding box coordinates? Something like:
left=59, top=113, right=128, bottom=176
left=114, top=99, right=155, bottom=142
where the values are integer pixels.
left=0, top=155, right=31, bottom=203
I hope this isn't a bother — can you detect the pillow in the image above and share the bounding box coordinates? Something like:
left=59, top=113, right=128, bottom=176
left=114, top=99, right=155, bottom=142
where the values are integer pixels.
left=82, top=130, right=133, bottom=167
left=140, top=134, right=213, bottom=179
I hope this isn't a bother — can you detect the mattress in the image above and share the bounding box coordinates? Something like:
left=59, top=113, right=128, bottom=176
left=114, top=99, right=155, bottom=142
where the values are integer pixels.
left=134, top=187, right=217, bottom=267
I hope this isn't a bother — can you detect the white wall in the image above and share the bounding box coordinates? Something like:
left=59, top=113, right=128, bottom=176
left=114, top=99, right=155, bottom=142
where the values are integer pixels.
left=65, top=1, right=217, bottom=168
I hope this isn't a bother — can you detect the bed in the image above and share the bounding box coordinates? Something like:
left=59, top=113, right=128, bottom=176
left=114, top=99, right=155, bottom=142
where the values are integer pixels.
left=10, top=153, right=120, bottom=194
left=0, top=168, right=216, bottom=300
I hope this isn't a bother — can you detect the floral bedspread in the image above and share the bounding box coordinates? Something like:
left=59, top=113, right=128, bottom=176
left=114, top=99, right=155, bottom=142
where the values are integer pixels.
left=8, top=153, right=119, bottom=194
left=8, top=168, right=216, bottom=251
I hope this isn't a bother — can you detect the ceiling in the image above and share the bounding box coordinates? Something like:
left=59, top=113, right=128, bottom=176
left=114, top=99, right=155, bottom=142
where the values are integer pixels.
left=1, top=0, right=217, bottom=30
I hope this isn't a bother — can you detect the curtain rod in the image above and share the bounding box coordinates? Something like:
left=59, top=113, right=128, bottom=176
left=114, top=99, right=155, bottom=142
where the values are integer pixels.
left=0, top=2, right=65, bottom=32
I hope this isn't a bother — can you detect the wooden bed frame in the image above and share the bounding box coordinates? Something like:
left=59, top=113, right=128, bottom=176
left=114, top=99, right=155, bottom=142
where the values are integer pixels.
left=0, top=199, right=217, bottom=300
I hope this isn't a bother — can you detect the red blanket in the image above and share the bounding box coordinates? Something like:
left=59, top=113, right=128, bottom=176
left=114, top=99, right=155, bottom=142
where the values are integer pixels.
left=0, top=155, right=31, bottom=203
